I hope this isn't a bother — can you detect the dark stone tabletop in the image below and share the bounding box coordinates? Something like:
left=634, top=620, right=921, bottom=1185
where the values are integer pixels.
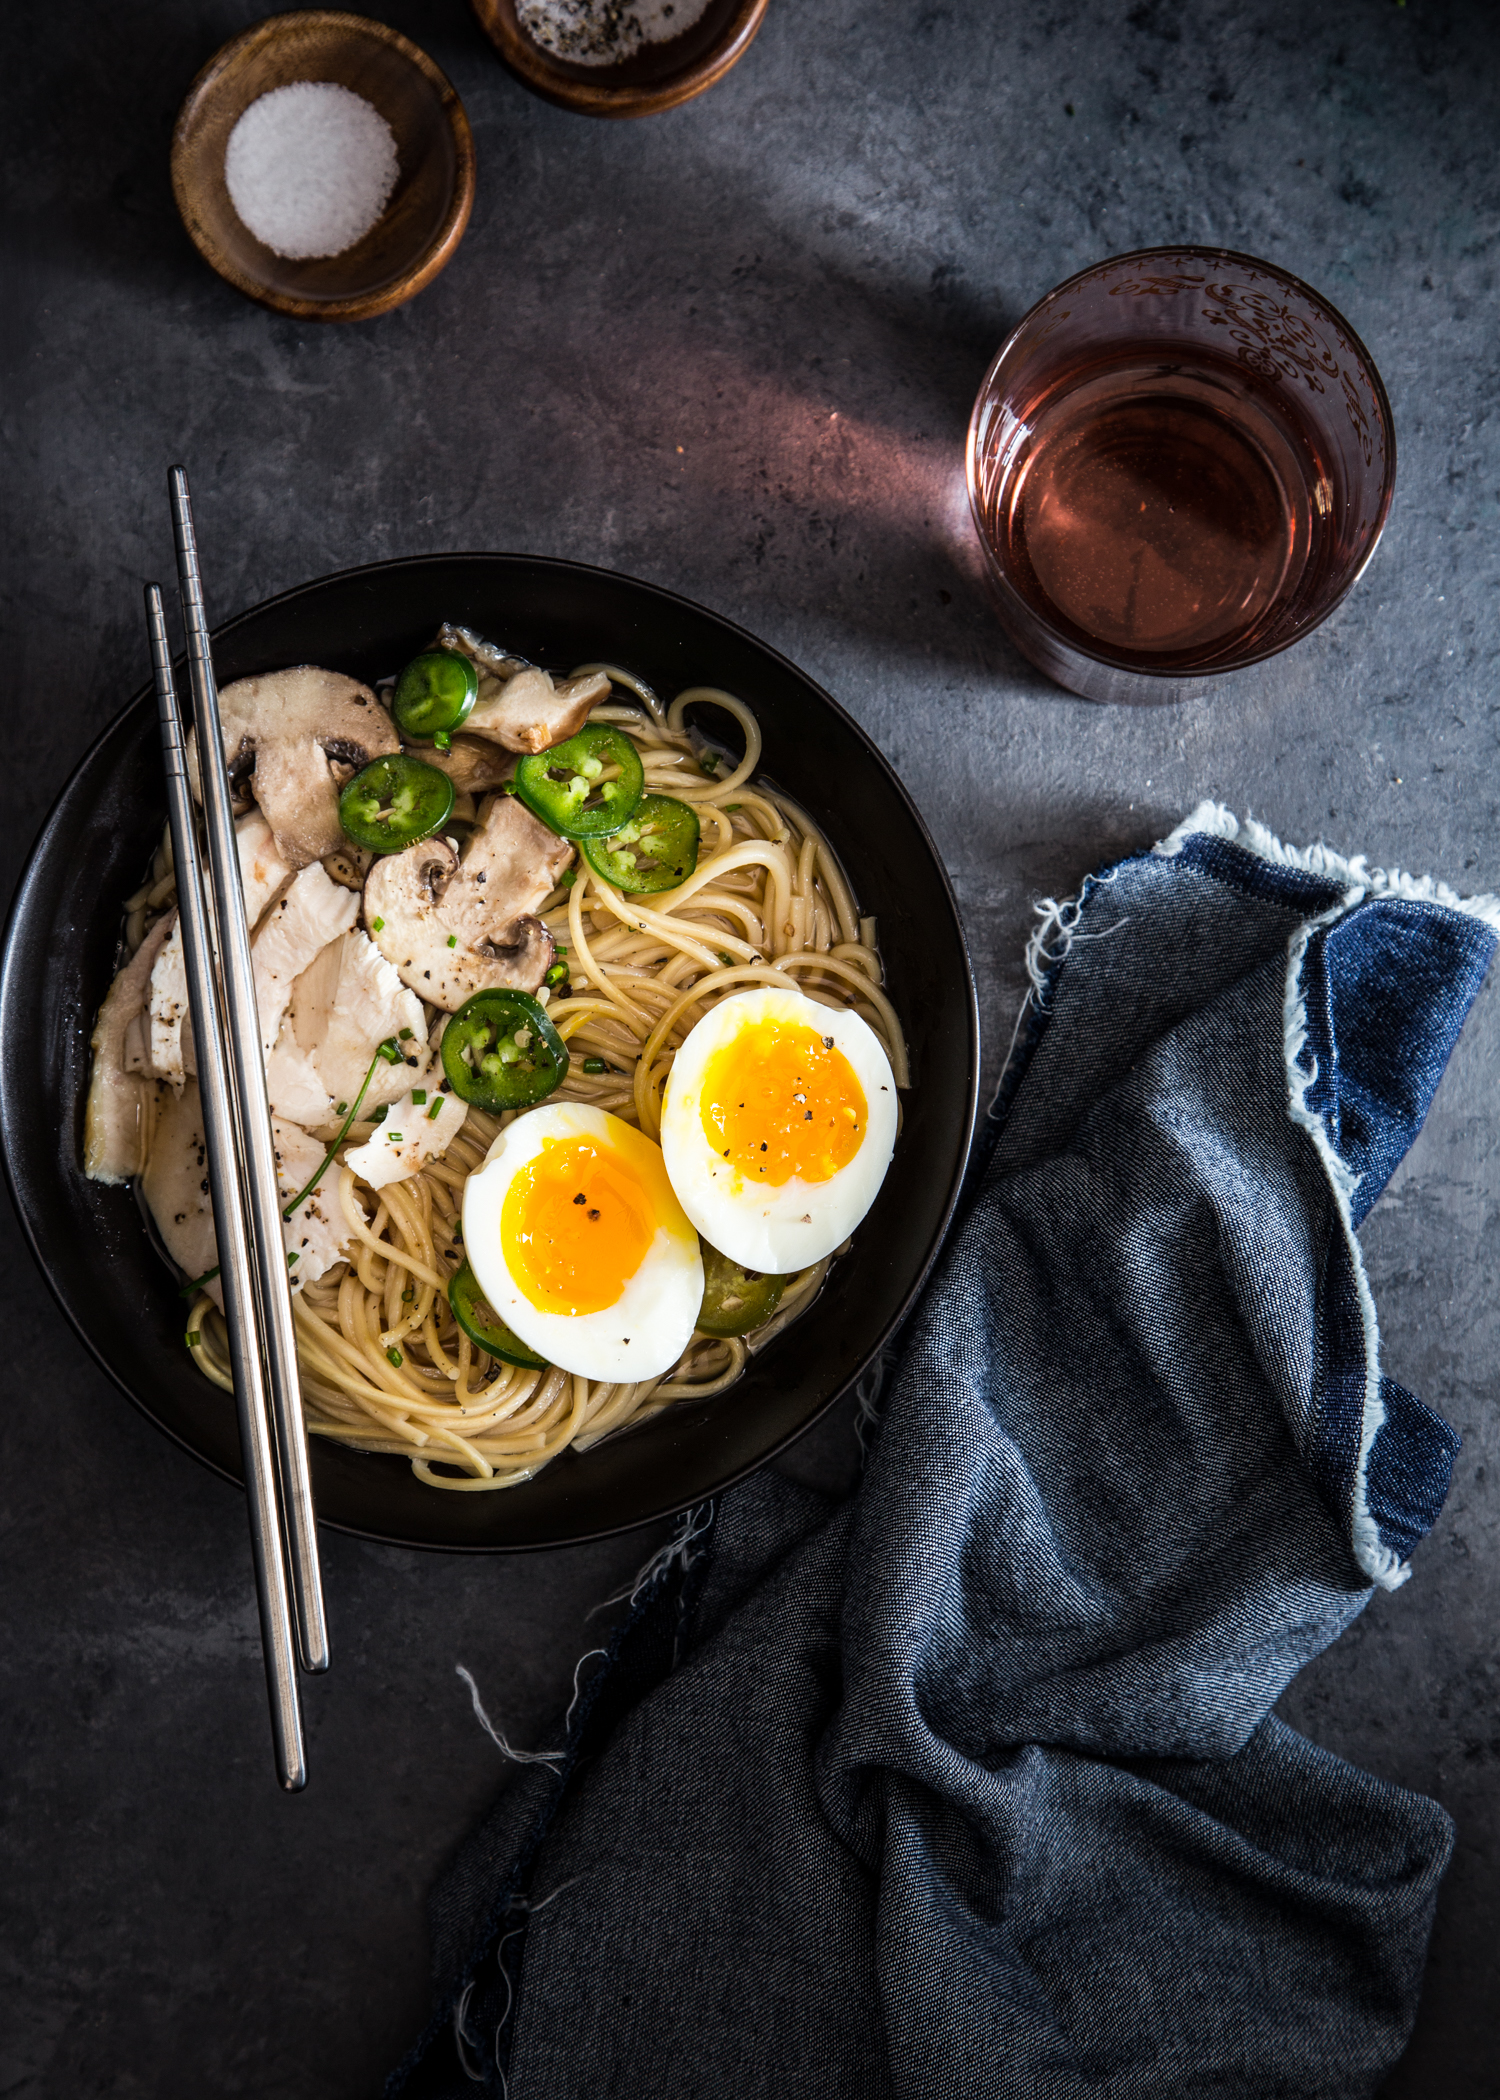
left=2, top=1, right=1497, bottom=2092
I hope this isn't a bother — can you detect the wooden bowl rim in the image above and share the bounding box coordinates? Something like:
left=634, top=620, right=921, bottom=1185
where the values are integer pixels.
left=170, top=9, right=477, bottom=323
left=470, top=0, right=769, bottom=118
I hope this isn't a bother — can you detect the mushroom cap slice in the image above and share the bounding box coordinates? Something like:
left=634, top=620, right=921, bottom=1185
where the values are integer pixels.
left=363, top=794, right=574, bottom=1010
left=464, top=666, right=610, bottom=756
left=187, top=666, right=400, bottom=870
left=420, top=734, right=517, bottom=795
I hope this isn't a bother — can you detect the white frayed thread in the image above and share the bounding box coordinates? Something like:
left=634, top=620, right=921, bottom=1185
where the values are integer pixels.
left=587, top=1501, right=715, bottom=1618
left=853, top=1350, right=893, bottom=1459
left=563, top=1649, right=608, bottom=1733
left=1159, top=799, right=1497, bottom=1590
left=455, top=1664, right=565, bottom=1768
left=1155, top=800, right=1500, bottom=931
left=995, top=878, right=1132, bottom=1099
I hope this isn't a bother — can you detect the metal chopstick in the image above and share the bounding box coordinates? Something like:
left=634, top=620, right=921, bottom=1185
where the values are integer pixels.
left=168, top=465, right=330, bottom=1680
left=147, top=584, right=307, bottom=1792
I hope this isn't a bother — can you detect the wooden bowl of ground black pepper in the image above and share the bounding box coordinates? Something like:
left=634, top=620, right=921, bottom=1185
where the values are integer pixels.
left=472, top=0, right=768, bottom=118
left=172, top=10, right=476, bottom=322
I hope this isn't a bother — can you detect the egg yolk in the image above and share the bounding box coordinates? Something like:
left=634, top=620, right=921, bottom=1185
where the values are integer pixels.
left=698, top=1019, right=867, bottom=1186
left=501, top=1138, right=656, bottom=1314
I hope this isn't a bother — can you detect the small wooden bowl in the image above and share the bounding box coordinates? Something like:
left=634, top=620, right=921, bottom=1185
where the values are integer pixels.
left=471, top=0, right=768, bottom=118
left=171, top=11, right=476, bottom=323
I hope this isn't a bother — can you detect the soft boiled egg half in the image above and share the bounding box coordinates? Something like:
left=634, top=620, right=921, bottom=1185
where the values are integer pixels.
left=463, top=1103, right=704, bottom=1382
left=660, top=986, right=897, bottom=1275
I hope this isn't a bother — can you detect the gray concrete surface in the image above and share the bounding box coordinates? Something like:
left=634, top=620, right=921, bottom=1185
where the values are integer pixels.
left=3, top=0, right=1498, bottom=2091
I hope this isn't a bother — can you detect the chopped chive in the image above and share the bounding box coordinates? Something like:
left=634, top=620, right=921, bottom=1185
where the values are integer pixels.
left=287, top=1251, right=299, bottom=1266
left=185, top=1330, right=200, bottom=1346
left=377, top=1037, right=402, bottom=1064
left=388, top=1131, right=404, bottom=1144
left=412, top=1088, right=427, bottom=1104
left=434, top=730, right=452, bottom=751
left=544, top=962, right=568, bottom=987
left=719, top=952, right=734, bottom=967
left=427, top=1097, right=444, bottom=1120
left=559, top=868, right=577, bottom=888
left=387, top=1346, right=404, bottom=1367
left=583, top=1056, right=606, bottom=1074
left=446, top=933, right=458, bottom=948
left=554, top=943, right=568, bottom=956
left=725, top=803, right=742, bottom=812
left=335, top=1102, right=348, bottom=1115
left=398, top=1026, right=414, bottom=1041
left=371, top=915, right=385, bottom=932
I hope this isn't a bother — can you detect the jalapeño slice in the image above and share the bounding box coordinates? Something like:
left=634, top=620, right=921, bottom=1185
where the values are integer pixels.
left=440, top=989, right=568, bottom=1113
left=448, top=1260, right=548, bottom=1368
left=392, top=649, right=479, bottom=742
left=515, top=724, right=644, bottom=840
left=582, top=795, right=700, bottom=895
left=339, top=754, right=455, bottom=854
left=695, top=1246, right=787, bottom=1338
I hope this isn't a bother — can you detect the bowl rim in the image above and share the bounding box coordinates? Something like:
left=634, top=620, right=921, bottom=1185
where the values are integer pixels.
left=1, top=552, right=980, bottom=1552
left=170, top=8, right=478, bottom=324
left=964, top=242, right=1399, bottom=685
left=469, top=0, right=769, bottom=118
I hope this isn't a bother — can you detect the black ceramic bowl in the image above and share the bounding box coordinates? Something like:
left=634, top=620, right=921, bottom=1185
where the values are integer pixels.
left=0, top=555, right=977, bottom=1551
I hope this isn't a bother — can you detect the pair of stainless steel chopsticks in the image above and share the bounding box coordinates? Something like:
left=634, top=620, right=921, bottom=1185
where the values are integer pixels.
left=146, top=466, right=328, bottom=1792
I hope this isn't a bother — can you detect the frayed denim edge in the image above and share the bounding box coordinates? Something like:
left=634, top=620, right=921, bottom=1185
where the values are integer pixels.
left=1159, top=800, right=1500, bottom=1590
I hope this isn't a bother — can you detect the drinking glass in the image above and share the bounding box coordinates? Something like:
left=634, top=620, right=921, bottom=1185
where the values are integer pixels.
left=966, top=247, right=1396, bottom=704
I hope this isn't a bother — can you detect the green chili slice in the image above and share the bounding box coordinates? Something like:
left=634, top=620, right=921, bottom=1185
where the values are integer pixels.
left=695, top=1246, right=787, bottom=1338
left=339, top=754, right=455, bottom=854
left=440, top=988, right=568, bottom=1112
left=448, top=1260, right=548, bottom=1368
left=515, top=724, right=644, bottom=840
left=581, top=795, right=700, bottom=895
left=391, top=649, right=479, bottom=742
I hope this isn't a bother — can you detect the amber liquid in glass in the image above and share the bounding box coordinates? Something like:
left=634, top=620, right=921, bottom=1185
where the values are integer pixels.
left=980, top=353, right=1322, bottom=668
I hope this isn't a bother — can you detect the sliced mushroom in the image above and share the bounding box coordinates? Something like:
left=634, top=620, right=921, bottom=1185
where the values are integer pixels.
left=433, top=621, right=608, bottom=755
left=419, top=734, right=517, bottom=795
left=464, top=666, right=610, bottom=756
left=363, top=793, right=573, bottom=1009
left=83, top=913, right=175, bottom=1182
left=187, top=666, right=399, bottom=869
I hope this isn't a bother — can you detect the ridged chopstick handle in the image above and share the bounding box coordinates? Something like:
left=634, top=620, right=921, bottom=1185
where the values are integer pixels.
left=169, top=467, right=330, bottom=1678
left=148, top=584, right=307, bottom=1791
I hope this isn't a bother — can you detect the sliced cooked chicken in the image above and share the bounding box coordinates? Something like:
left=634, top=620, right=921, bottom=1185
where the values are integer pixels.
left=188, top=666, right=399, bottom=869
left=275, top=1119, right=357, bottom=1288
left=238, top=808, right=294, bottom=925
left=147, top=920, right=191, bottom=1093
left=140, top=1080, right=218, bottom=1299
left=265, top=1029, right=335, bottom=1126
left=252, top=863, right=360, bottom=1056
left=141, top=1082, right=356, bottom=1301
left=288, top=927, right=430, bottom=1114
left=363, top=793, right=573, bottom=1009
left=83, top=914, right=176, bottom=1182
left=133, top=811, right=295, bottom=1094
left=344, top=1084, right=468, bottom=1190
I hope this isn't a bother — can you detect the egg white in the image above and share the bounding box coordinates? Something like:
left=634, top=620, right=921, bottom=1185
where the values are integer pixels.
left=463, top=1102, right=703, bottom=1382
left=659, top=987, right=898, bottom=1274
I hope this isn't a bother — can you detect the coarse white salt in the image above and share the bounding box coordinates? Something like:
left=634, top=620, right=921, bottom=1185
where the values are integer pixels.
left=225, top=81, right=399, bottom=260
left=517, top=0, right=711, bottom=68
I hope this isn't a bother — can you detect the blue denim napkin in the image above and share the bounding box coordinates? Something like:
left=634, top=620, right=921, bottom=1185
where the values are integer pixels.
left=391, top=806, right=1497, bottom=2100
